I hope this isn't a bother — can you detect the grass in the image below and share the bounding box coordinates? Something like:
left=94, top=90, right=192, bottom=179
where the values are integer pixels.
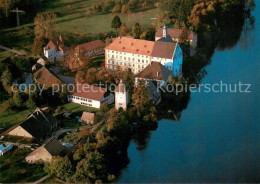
left=0, top=109, right=31, bottom=131
left=0, top=147, right=46, bottom=183
left=42, top=0, right=160, bottom=34
left=0, top=50, right=14, bottom=62
left=61, top=102, right=97, bottom=114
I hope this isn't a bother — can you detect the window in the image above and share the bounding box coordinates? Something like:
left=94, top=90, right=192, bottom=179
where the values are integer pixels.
left=132, top=58, right=135, bottom=61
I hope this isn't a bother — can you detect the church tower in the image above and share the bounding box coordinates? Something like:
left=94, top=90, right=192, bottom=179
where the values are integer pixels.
left=115, top=79, right=128, bottom=111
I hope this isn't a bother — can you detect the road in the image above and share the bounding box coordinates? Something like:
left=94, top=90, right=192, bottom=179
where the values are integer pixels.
left=0, top=45, right=26, bottom=56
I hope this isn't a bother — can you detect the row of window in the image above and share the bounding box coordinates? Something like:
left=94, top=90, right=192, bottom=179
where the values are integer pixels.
left=69, top=95, right=92, bottom=103
left=107, top=50, right=149, bottom=58
left=107, top=61, right=147, bottom=69
left=107, top=55, right=149, bottom=63
left=81, top=102, right=92, bottom=107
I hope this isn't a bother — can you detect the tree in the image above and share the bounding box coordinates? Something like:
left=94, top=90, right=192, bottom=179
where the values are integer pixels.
left=131, top=23, right=142, bottom=39
left=13, top=91, right=24, bottom=108
left=44, top=156, right=74, bottom=182
left=112, top=4, right=121, bottom=13
left=0, top=0, right=13, bottom=17
left=32, top=36, right=47, bottom=55
left=111, top=15, right=122, bottom=34
left=132, top=83, right=151, bottom=113
left=119, top=22, right=127, bottom=36
left=73, top=151, right=107, bottom=183
left=121, top=4, right=130, bottom=14
left=34, top=12, right=57, bottom=39
left=1, top=68, right=12, bottom=93
left=179, top=28, right=190, bottom=56
left=128, top=0, right=138, bottom=11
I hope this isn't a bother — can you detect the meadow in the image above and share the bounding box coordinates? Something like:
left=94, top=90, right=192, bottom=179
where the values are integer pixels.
left=42, top=0, right=159, bottom=34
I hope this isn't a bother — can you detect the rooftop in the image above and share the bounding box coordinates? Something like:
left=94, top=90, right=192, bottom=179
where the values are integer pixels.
left=156, top=28, right=196, bottom=40
left=34, top=66, right=64, bottom=88
left=136, top=62, right=172, bottom=81
left=105, top=37, right=155, bottom=56
left=71, top=83, right=107, bottom=101
left=75, top=40, right=105, bottom=53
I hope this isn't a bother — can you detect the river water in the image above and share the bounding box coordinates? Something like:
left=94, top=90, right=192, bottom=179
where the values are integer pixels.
left=118, top=3, right=260, bottom=183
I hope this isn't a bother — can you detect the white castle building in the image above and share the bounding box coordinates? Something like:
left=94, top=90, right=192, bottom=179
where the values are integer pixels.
left=115, top=80, right=128, bottom=111
left=104, top=26, right=183, bottom=76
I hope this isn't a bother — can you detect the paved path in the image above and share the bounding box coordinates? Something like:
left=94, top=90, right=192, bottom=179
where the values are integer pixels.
left=0, top=45, right=26, bottom=56
left=32, top=174, right=49, bottom=184
left=54, top=128, right=75, bottom=138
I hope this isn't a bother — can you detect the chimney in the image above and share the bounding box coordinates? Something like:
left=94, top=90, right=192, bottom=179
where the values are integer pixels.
left=163, top=25, right=167, bottom=38
left=157, top=71, right=159, bottom=77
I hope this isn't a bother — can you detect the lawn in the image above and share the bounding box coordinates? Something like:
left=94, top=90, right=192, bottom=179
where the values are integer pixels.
left=0, top=109, right=31, bottom=131
left=60, top=102, right=97, bottom=114
left=0, top=147, right=46, bottom=183
left=37, top=0, right=159, bottom=35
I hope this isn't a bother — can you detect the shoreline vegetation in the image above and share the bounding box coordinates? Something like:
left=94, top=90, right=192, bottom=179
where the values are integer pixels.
left=0, top=0, right=256, bottom=183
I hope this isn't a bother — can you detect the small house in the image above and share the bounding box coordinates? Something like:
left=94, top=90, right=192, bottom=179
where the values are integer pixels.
left=26, top=137, right=65, bottom=163
left=81, top=112, right=95, bottom=124
left=44, top=35, right=67, bottom=62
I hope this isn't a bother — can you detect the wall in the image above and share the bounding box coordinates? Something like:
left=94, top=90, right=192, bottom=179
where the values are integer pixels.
left=7, top=126, right=33, bottom=138
left=173, top=43, right=183, bottom=77
left=115, top=91, right=128, bottom=110
left=25, top=147, right=52, bottom=164
left=105, top=49, right=152, bottom=74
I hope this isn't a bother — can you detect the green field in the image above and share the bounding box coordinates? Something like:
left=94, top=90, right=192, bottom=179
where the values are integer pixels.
left=60, top=102, right=97, bottom=113
left=41, top=0, right=160, bottom=34
left=0, top=109, right=31, bottom=131
left=0, top=148, right=45, bottom=183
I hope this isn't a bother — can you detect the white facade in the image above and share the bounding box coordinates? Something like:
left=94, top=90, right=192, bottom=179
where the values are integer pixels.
left=115, top=90, right=128, bottom=111
left=67, top=93, right=114, bottom=109
left=44, top=47, right=65, bottom=62
left=105, top=50, right=152, bottom=74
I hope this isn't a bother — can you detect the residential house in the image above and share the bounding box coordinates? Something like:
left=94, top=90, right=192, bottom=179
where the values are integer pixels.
left=115, top=79, right=128, bottom=111
left=67, top=84, right=114, bottom=109
left=34, top=66, right=64, bottom=89
left=135, top=61, right=172, bottom=86
left=81, top=112, right=95, bottom=124
left=75, top=40, right=105, bottom=58
left=4, top=108, right=59, bottom=143
left=26, top=137, right=65, bottom=163
left=44, top=36, right=67, bottom=62
left=105, top=31, right=183, bottom=76
left=155, top=26, right=198, bottom=49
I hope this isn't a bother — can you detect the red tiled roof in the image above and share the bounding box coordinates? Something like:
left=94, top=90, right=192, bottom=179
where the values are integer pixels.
left=155, top=28, right=196, bottom=40
left=47, top=36, right=67, bottom=52
left=34, top=67, right=64, bottom=88
left=75, top=40, right=105, bottom=53
left=71, top=84, right=107, bottom=101
left=156, top=28, right=196, bottom=40
left=105, top=37, right=155, bottom=56
left=151, top=41, right=176, bottom=59
left=136, top=62, right=172, bottom=81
